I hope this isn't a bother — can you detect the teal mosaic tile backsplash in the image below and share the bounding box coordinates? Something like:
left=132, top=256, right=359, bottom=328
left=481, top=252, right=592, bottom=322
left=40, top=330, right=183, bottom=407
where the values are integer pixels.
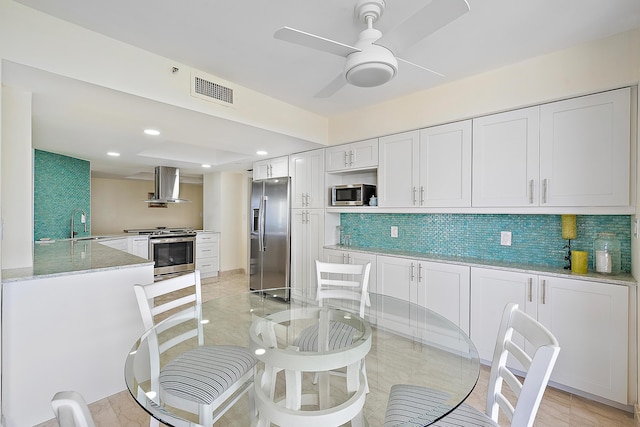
left=340, top=213, right=631, bottom=273
left=34, top=150, right=91, bottom=240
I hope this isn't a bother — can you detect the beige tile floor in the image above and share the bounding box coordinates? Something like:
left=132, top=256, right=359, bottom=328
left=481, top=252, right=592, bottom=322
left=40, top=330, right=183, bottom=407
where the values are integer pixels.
left=36, top=272, right=638, bottom=427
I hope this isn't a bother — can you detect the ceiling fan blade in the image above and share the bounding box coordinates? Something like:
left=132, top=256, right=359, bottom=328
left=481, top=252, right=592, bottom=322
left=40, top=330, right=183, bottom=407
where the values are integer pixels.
left=397, top=57, right=444, bottom=77
left=314, top=73, right=348, bottom=98
left=375, top=0, right=470, bottom=55
left=274, top=27, right=360, bottom=58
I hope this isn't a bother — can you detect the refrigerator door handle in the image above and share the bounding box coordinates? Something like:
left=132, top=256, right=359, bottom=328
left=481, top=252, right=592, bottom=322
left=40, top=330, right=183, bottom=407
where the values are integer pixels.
left=259, top=195, right=267, bottom=251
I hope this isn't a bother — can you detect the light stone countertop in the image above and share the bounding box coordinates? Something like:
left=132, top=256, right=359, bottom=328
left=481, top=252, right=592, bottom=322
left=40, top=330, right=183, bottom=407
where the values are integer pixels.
left=2, top=239, right=153, bottom=283
left=324, top=245, right=637, bottom=287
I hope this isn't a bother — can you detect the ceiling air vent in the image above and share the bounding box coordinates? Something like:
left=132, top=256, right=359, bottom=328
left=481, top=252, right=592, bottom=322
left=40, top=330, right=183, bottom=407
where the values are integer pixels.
left=191, top=73, right=235, bottom=107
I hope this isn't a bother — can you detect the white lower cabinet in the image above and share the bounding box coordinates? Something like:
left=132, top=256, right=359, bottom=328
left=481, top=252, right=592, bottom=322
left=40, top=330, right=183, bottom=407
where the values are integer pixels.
left=470, top=267, right=629, bottom=404
left=98, top=237, right=128, bottom=252
left=196, top=232, right=220, bottom=278
left=290, top=209, right=324, bottom=302
left=323, top=248, right=377, bottom=317
left=128, top=236, right=149, bottom=259
left=376, top=255, right=470, bottom=333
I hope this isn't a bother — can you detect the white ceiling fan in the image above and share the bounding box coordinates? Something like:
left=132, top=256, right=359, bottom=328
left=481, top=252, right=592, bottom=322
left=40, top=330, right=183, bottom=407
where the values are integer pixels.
left=274, top=0, right=470, bottom=97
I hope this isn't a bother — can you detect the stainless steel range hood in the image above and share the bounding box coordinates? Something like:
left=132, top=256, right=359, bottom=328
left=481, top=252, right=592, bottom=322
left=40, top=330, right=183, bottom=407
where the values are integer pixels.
left=144, top=166, right=190, bottom=203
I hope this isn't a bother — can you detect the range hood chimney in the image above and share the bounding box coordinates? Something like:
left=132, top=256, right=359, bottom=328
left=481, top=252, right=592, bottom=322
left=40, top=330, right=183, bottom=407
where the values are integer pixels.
left=144, top=166, right=190, bottom=203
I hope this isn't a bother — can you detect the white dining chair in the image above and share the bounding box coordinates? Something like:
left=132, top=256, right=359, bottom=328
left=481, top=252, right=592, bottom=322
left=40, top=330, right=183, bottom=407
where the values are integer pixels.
left=384, top=302, right=560, bottom=427
left=294, top=260, right=372, bottom=392
left=51, top=390, right=96, bottom=427
left=134, top=270, right=257, bottom=427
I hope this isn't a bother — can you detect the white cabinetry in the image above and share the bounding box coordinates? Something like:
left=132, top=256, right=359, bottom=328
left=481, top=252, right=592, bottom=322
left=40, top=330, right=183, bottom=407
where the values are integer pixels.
left=323, top=249, right=377, bottom=316
left=472, top=88, right=631, bottom=208
left=196, top=231, right=220, bottom=278
left=253, top=156, right=289, bottom=180
left=472, top=107, right=540, bottom=207
left=325, top=139, right=378, bottom=172
left=376, top=255, right=469, bottom=332
left=128, top=236, right=149, bottom=259
left=539, top=88, right=631, bottom=207
left=379, top=121, right=471, bottom=208
left=290, top=149, right=325, bottom=209
left=470, top=267, right=630, bottom=404
left=290, top=209, right=324, bottom=302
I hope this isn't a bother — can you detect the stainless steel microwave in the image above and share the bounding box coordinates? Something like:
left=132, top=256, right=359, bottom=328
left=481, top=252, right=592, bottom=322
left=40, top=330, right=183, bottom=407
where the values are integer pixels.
left=331, top=184, right=376, bottom=206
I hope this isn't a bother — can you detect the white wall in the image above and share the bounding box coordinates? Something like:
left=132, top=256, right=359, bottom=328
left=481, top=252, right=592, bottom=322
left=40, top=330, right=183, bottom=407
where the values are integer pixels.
left=1, top=86, right=33, bottom=268
left=203, top=170, right=249, bottom=273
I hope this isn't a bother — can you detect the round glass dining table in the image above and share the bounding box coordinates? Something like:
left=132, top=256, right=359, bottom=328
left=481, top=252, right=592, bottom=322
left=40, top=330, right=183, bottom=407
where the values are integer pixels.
left=125, top=288, right=480, bottom=426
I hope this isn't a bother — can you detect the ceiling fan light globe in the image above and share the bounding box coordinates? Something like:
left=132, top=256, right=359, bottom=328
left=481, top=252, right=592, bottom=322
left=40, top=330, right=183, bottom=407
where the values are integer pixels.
left=346, top=62, right=395, bottom=87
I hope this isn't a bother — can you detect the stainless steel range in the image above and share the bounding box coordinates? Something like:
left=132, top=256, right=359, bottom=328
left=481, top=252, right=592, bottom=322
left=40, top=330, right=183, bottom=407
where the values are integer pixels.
left=125, top=227, right=196, bottom=276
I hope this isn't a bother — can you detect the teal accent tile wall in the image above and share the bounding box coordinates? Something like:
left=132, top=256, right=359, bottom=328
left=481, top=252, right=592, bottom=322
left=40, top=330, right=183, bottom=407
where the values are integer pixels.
left=340, top=213, right=631, bottom=273
left=34, top=150, right=91, bottom=240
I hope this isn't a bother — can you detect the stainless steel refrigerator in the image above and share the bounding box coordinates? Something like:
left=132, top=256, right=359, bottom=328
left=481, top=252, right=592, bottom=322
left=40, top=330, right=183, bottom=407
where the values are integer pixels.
left=250, top=177, right=291, bottom=300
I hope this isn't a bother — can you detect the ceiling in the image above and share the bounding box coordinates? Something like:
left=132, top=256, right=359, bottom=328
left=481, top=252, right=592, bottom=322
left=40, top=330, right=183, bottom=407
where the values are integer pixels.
left=6, top=0, right=640, bottom=180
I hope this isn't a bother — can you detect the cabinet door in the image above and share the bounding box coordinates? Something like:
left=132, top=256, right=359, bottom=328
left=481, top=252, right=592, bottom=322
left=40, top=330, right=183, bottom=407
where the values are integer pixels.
left=306, top=149, right=325, bottom=208
left=416, top=261, right=470, bottom=334
left=376, top=255, right=415, bottom=302
left=472, top=107, right=540, bottom=207
left=350, top=138, right=379, bottom=170
left=290, top=153, right=310, bottom=208
left=290, top=209, right=323, bottom=302
left=253, top=159, right=270, bottom=180
left=470, top=267, right=537, bottom=362
left=128, top=237, right=149, bottom=259
left=539, top=88, right=631, bottom=207
left=419, top=120, right=472, bottom=208
left=537, top=276, right=628, bottom=403
left=325, top=145, right=350, bottom=172
left=269, top=156, right=289, bottom=178
left=305, top=209, right=324, bottom=302
left=378, top=130, right=419, bottom=207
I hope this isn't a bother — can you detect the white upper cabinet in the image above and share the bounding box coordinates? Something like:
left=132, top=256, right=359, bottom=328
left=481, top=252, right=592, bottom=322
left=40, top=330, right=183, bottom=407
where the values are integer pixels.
left=539, top=88, right=631, bottom=207
left=419, top=120, right=472, bottom=207
left=253, top=155, right=289, bottom=180
left=378, top=130, right=420, bottom=207
left=325, top=138, right=378, bottom=172
left=472, top=106, right=540, bottom=207
left=379, top=121, right=471, bottom=208
left=290, top=149, right=325, bottom=209
left=472, top=88, right=631, bottom=208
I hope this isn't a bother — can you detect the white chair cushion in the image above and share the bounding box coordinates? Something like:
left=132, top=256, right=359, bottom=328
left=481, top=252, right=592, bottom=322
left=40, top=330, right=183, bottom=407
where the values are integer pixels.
left=293, top=321, right=358, bottom=351
left=159, top=345, right=256, bottom=405
left=384, top=385, right=498, bottom=427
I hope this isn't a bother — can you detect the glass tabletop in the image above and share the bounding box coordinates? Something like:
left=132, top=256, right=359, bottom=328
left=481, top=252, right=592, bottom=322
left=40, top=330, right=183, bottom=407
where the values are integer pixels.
left=125, top=289, right=479, bottom=426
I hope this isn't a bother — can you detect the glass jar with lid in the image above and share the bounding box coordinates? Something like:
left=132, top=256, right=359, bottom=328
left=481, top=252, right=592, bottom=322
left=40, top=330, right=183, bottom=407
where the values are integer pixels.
left=594, top=233, right=621, bottom=274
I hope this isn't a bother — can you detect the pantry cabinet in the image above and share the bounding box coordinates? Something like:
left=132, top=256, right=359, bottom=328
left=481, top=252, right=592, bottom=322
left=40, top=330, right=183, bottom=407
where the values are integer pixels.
left=289, top=149, right=325, bottom=209
left=472, top=88, right=631, bottom=208
left=253, top=155, right=289, bottom=180
left=290, top=209, right=324, bottom=302
left=376, top=255, right=469, bottom=332
left=470, top=267, right=629, bottom=404
left=325, top=138, right=378, bottom=172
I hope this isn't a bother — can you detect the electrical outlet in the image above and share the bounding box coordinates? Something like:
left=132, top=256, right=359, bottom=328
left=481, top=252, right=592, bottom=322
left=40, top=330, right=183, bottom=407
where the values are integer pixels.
left=391, top=226, right=398, bottom=238
left=500, top=231, right=512, bottom=246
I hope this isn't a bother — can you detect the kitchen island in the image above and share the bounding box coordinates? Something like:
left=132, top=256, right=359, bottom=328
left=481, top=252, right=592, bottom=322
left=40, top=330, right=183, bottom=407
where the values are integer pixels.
left=2, top=240, right=154, bottom=427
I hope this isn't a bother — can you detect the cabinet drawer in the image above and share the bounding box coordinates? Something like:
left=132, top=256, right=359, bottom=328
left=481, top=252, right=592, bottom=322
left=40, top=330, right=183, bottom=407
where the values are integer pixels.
left=196, top=243, right=218, bottom=258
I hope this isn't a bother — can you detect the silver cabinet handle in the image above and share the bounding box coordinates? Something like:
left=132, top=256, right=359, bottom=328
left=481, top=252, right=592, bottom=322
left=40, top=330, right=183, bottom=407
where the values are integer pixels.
left=410, top=263, right=415, bottom=281
left=420, top=186, right=425, bottom=206
left=347, top=254, right=352, bottom=264
left=542, top=179, right=548, bottom=204
left=529, top=180, right=534, bottom=204
left=342, top=253, right=346, bottom=263
left=541, top=279, right=547, bottom=304
left=306, top=193, right=310, bottom=206
left=412, top=187, right=417, bottom=205
left=418, top=263, right=423, bottom=283
left=344, top=151, right=349, bottom=167
left=528, top=278, right=533, bottom=302
left=349, top=150, right=355, bottom=166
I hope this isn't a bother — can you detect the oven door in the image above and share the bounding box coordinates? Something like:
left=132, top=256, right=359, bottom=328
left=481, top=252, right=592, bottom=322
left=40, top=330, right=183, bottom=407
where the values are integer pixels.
left=149, top=235, right=196, bottom=276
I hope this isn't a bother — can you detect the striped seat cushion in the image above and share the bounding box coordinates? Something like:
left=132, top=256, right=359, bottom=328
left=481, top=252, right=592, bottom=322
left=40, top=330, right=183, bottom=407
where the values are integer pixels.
left=159, top=345, right=256, bottom=405
left=384, top=384, right=498, bottom=427
left=293, top=321, right=358, bottom=352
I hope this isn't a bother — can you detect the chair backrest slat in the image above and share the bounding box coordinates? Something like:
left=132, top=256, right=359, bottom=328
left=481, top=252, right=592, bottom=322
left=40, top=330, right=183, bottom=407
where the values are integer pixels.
left=315, top=260, right=371, bottom=317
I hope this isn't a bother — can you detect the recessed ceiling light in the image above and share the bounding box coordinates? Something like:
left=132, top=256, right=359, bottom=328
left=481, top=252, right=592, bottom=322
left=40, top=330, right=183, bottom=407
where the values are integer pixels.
left=256, top=150, right=268, bottom=156
left=144, top=129, right=160, bottom=136
left=202, top=164, right=211, bottom=168
left=107, top=152, right=120, bottom=157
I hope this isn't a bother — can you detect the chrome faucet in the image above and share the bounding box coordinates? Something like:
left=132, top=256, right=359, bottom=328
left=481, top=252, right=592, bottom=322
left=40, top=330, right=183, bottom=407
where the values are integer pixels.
left=70, top=209, right=88, bottom=238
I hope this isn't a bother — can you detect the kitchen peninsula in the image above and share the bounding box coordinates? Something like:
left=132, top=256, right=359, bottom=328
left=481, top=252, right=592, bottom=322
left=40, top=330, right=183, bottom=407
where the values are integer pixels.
left=2, top=239, right=154, bottom=427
